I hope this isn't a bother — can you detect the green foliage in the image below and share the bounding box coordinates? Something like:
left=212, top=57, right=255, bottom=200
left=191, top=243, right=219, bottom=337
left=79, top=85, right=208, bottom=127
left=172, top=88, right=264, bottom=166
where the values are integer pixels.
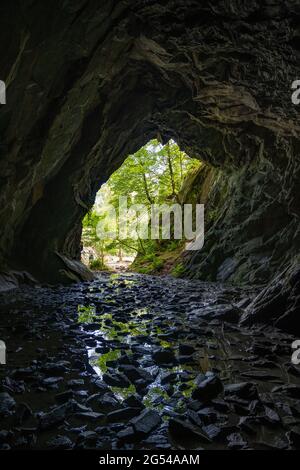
left=134, top=253, right=164, bottom=274
left=171, top=262, right=186, bottom=277
left=81, top=139, right=200, bottom=272
left=89, top=259, right=108, bottom=271
left=77, top=304, right=96, bottom=323
left=96, top=349, right=121, bottom=373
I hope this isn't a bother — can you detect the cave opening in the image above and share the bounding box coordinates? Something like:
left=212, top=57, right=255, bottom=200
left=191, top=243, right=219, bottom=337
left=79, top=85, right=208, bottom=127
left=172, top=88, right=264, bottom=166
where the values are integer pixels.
left=81, top=139, right=201, bottom=274
left=1, top=0, right=300, bottom=453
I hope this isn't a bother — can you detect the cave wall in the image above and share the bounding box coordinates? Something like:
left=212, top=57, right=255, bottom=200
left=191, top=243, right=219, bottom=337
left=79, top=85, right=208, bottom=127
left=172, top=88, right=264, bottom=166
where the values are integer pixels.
left=0, top=0, right=300, bottom=303
left=180, top=132, right=300, bottom=285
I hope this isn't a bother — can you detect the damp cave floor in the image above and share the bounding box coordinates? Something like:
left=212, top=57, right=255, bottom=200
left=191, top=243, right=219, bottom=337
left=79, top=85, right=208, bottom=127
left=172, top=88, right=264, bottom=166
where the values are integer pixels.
left=0, top=272, right=300, bottom=450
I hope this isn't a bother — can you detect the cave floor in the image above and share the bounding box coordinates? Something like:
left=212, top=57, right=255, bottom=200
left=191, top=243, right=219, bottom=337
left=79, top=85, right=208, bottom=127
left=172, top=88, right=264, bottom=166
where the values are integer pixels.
left=1, top=273, right=300, bottom=450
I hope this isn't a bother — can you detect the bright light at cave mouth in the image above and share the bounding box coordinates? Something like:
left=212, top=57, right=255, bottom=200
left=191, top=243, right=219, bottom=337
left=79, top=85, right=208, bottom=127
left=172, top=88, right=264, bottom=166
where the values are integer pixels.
left=81, top=139, right=201, bottom=274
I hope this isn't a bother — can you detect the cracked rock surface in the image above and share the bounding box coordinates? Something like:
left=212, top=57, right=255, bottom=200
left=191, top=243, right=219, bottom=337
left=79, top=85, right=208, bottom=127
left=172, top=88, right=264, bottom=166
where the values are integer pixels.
left=0, top=1, right=300, bottom=316
left=1, top=273, right=300, bottom=450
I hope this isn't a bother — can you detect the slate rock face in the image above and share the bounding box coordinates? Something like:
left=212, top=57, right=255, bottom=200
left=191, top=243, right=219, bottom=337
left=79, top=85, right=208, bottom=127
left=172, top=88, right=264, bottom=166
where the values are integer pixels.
left=224, top=383, right=258, bottom=400
left=0, top=0, right=299, bottom=330
left=130, top=409, right=161, bottom=436
left=192, top=373, right=224, bottom=402
left=0, top=393, right=16, bottom=418
left=168, top=418, right=211, bottom=443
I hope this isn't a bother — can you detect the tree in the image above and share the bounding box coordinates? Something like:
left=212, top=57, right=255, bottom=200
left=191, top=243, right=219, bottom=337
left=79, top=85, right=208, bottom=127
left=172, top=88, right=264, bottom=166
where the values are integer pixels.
left=81, top=139, right=200, bottom=268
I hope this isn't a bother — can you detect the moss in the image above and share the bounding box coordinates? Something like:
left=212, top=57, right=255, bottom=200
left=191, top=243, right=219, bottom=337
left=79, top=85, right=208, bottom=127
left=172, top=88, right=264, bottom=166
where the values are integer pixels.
left=171, top=262, right=186, bottom=278
left=89, top=259, right=110, bottom=271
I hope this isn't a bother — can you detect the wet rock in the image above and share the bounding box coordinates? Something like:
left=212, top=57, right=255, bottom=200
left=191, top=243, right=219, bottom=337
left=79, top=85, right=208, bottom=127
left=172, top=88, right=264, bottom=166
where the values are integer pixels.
left=41, top=361, right=71, bottom=375
left=0, top=430, right=13, bottom=443
left=88, top=393, right=121, bottom=411
left=0, top=393, right=16, bottom=417
left=152, top=349, right=176, bottom=365
left=116, top=426, right=136, bottom=442
left=178, top=355, right=195, bottom=365
left=202, top=424, right=221, bottom=440
left=240, top=370, right=279, bottom=381
left=227, top=432, right=248, bottom=449
left=38, top=403, right=69, bottom=430
left=130, top=409, right=161, bottom=436
left=224, top=382, right=258, bottom=400
left=123, top=395, right=145, bottom=410
left=187, top=409, right=204, bottom=428
left=118, top=365, right=153, bottom=384
left=168, top=418, right=211, bottom=443
left=211, top=399, right=230, bottom=413
left=42, top=376, right=64, bottom=387
left=262, top=406, right=281, bottom=425
left=178, top=344, right=195, bottom=355
left=107, top=407, right=141, bottom=423
left=192, top=373, right=223, bottom=402
left=197, top=407, right=218, bottom=425
left=55, top=390, right=74, bottom=404
left=238, top=417, right=257, bottom=435
left=76, top=431, right=102, bottom=449
left=288, top=426, right=300, bottom=447
left=11, top=367, right=36, bottom=380
left=0, top=443, right=11, bottom=450
left=143, top=434, right=171, bottom=449
left=74, top=411, right=104, bottom=421
left=103, top=372, right=131, bottom=388
left=216, top=305, right=241, bottom=322
left=272, top=384, right=300, bottom=399
left=15, top=403, right=33, bottom=425
left=91, top=378, right=110, bottom=393
left=47, top=435, right=74, bottom=449
left=187, top=399, right=203, bottom=412
left=67, top=379, right=85, bottom=389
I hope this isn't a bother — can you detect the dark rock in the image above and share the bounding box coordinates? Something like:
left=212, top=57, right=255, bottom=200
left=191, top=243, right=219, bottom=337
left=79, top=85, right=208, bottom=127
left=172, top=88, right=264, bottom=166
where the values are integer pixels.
left=0, top=393, right=16, bottom=417
left=197, top=408, right=218, bottom=425
left=67, top=379, right=85, bottom=388
left=38, top=404, right=69, bottom=430
left=238, top=417, right=258, bottom=435
left=123, top=395, right=145, bottom=410
left=42, top=376, right=63, bottom=387
left=272, top=385, right=300, bottom=399
left=130, top=409, right=161, bottom=436
left=179, top=344, right=195, bottom=355
left=41, top=361, right=71, bottom=375
left=118, top=365, right=153, bottom=384
left=15, top=403, right=32, bottom=425
left=227, top=432, right=248, bottom=449
left=262, top=406, right=281, bottom=425
left=240, top=370, right=279, bottom=381
left=192, top=373, right=223, bottom=402
left=288, top=426, right=300, bottom=447
left=74, top=411, right=104, bottom=421
left=152, top=349, right=176, bottom=365
left=47, top=435, right=74, bottom=449
left=116, top=426, right=136, bottom=442
left=203, top=304, right=241, bottom=323
left=55, top=390, right=74, bottom=404
left=202, top=424, right=222, bottom=440
left=168, top=418, right=211, bottom=443
left=89, top=393, right=121, bottom=411
left=107, top=407, right=141, bottom=423
left=224, top=382, right=258, bottom=400
left=103, top=372, right=131, bottom=388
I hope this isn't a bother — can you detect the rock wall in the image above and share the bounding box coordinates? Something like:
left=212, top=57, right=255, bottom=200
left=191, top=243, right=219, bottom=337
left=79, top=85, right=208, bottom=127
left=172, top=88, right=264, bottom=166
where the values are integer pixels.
left=181, top=136, right=300, bottom=286
left=0, top=0, right=300, bottom=327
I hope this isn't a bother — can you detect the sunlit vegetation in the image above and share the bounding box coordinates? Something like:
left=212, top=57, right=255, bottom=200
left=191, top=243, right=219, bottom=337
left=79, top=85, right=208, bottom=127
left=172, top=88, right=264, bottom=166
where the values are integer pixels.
left=81, top=139, right=200, bottom=273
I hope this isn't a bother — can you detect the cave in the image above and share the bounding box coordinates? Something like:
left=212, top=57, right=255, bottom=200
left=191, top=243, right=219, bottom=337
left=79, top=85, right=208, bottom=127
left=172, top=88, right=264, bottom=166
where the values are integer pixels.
left=1, top=0, right=300, bottom=453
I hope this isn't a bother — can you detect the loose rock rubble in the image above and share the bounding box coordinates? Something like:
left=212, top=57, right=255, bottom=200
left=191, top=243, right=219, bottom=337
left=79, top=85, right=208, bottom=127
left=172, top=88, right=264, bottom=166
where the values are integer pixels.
left=0, top=273, right=300, bottom=450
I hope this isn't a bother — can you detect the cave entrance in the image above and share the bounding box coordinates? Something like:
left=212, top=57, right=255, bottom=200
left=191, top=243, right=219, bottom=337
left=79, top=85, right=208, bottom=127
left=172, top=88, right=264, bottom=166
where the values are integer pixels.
left=81, top=139, right=200, bottom=274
